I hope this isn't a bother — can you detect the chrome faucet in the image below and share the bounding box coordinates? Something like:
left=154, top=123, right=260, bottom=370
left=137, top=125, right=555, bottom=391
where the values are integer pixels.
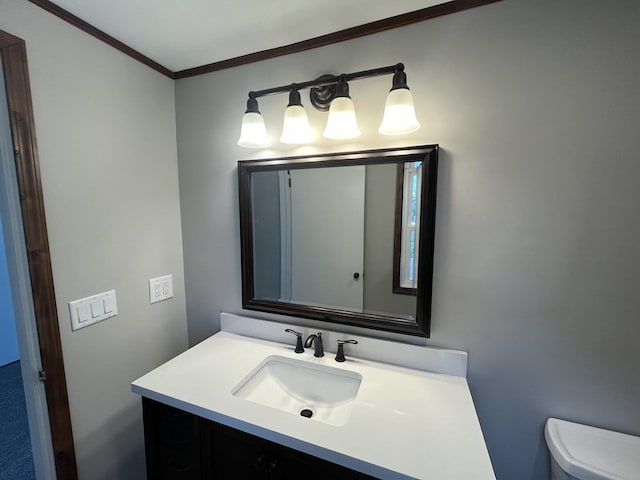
left=304, top=332, right=324, bottom=357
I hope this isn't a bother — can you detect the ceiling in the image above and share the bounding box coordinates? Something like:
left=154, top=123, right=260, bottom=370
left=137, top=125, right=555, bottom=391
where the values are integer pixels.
left=48, top=0, right=448, bottom=72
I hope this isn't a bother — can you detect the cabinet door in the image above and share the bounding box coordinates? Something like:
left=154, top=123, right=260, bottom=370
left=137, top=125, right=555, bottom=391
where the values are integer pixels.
left=270, top=443, right=364, bottom=480
left=209, top=422, right=270, bottom=480
left=142, top=398, right=204, bottom=480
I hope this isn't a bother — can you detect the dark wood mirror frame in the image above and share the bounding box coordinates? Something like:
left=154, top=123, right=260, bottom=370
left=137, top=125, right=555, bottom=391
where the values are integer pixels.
left=238, top=145, right=438, bottom=337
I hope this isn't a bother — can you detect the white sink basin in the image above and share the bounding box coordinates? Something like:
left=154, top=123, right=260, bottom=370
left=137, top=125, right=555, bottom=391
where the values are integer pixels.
left=232, top=355, right=362, bottom=426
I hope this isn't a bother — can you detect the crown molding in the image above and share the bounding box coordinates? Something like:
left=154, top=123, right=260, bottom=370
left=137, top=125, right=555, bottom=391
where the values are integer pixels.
left=28, top=0, right=503, bottom=80
left=28, top=0, right=175, bottom=78
left=174, top=0, right=503, bottom=79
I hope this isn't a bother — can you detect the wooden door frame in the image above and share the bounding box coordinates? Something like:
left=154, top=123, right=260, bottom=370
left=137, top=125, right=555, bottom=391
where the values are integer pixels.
left=0, top=29, right=78, bottom=480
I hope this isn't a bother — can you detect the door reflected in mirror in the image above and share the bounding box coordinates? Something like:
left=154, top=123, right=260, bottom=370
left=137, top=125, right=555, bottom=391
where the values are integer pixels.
left=239, top=146, right=438, bottom=336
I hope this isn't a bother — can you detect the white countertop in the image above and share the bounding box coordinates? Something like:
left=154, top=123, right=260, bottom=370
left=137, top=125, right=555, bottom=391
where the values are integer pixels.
left=131, top=314, right=495, bottom=480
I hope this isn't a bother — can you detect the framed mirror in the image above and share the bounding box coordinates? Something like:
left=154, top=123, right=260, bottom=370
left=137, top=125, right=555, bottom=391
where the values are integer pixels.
left=238, top=145, right=438, bottom=336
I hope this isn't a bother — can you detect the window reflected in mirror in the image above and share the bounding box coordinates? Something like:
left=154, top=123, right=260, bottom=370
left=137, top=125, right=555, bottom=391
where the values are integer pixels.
left=393, top=161, right=422, bottom=296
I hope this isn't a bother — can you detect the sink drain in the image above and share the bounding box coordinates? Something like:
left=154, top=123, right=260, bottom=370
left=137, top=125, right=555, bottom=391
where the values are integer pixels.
left=300, top=408, right=313, bottom=418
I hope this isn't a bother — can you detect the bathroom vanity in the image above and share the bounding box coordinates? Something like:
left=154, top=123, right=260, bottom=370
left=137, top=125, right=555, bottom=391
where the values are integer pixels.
left=142, top=397, right=374, bottom=479
left=132, top=313, right=495, bottom=479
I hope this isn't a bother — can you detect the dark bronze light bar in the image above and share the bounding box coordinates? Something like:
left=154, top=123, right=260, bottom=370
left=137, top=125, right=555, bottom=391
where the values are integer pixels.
left=237, top=62, right=420, bottom=147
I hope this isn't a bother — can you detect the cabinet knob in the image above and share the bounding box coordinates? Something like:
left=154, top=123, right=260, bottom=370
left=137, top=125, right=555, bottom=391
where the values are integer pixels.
left=253, top=454, right=266, bottom=469
left=168, top=457, right=191, bottom=472
left=353, top=272, right=360, bottom=280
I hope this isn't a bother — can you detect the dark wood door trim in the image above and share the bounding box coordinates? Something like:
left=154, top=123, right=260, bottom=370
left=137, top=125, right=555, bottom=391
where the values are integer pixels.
left=0, top=29, right=78, bottom=480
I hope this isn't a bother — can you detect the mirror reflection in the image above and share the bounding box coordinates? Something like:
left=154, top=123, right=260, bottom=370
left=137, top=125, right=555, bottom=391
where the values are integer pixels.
left=393, top=161, right=422, bottom=296
left=252, top=163, right=417, bottom=320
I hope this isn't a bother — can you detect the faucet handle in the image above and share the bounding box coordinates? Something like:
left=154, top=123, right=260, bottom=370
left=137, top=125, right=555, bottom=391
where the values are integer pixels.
left=335, top=339, right=358, bottom=362
left=284, top=329, right=304, bottom=353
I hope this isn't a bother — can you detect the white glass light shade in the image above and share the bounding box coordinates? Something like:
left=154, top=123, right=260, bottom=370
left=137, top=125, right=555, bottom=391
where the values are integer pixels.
left=280, top=105, right=314, bottom=144
left=237, top=112, right=270, bottom=148
left=323, top=97, right=360, bottom=140
left=378, top=88, right=420, bottom=136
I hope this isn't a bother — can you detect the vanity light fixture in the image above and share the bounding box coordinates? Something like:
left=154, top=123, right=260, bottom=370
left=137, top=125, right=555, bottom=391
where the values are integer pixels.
left=237, top=63, right=420, bottom=148
left=280, top=87, right=314, bottom=144
left=379, top=69, right=421, bottom=135
left=237, top=96, right=270, bottom=148
left=323, top=77, right=360, bottom=140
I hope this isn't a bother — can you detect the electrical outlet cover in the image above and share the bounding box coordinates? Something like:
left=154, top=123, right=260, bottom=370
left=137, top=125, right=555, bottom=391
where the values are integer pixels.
left=149, top=274, right=173, bottom=304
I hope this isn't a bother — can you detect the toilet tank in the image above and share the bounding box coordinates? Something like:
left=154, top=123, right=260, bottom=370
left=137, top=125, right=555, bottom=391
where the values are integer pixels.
left=545, top=418, right=640, bottom=480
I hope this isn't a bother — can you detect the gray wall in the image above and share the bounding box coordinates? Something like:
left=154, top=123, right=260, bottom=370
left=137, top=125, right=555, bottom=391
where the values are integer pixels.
left=176, top=1, right=640, bottom=478
left=363, top=163, right=416, bottom=317
left=0, top=2, right=188, bottom=479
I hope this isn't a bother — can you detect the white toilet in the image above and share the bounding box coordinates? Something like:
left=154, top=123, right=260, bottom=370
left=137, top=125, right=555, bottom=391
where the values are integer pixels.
left=545, top=418, right=640, bottom=480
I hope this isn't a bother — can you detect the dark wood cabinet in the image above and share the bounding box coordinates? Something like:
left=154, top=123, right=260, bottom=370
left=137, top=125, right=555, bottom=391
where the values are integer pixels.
left=142, top=398, right=207, bottom=480
left=270, top=441, right=368, bottom=480
left=209, top=422, right=269, bottom=479
left=142, top=398, right=377, bottom=480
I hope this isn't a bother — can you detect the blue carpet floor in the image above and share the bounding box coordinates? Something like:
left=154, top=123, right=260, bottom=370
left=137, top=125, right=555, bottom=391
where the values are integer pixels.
left=0, top=361, right=36, bottom=480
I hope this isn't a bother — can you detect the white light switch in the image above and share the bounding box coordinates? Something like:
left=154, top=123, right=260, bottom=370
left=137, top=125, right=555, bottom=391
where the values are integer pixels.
left=103, top=296, right=114, bottom=314
left=77, top=304, right=91, bottom=323
left=149, top=274, right=173, bottom=304
left=69, top=290, right=118, bottom=331
left=90, top=300, right=102, bottom=318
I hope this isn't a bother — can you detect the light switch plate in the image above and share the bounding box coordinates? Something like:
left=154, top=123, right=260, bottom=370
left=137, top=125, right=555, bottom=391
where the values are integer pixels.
left=149, top=274, right=173, bottom=304
left=69, top=290, right=117, bottom=331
